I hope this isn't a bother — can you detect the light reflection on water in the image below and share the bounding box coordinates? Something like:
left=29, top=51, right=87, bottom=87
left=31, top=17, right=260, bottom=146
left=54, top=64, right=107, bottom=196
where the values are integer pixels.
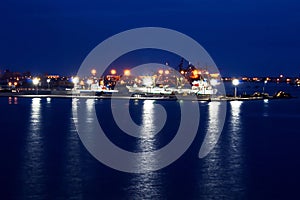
left=263, top=99, right=269, bottom=117
left=200, top=102, right=225, bottom=197
left=199, top=101, right=245, bottom=198
left=70, top=99, right=163, bottom=199
left=199, top=101, right=223, bottom=158
left=46, top=97, right=51, bottom=104
left=62, top=99, right=83, bottom=200
left=22, top=98, right=47, bottom=199
left=8, top=97, right=11, bottom=105
left=3, top=85, right=298, bottom=199
left=126, top=100, right=164, bottom=199
left=125, top=172, right=164, bottom=199
left=137, top=100, right=159, bottom=168
left=8, top=96, right=18, bottom=104
left=230, top=101, right=243, bottom=148
left=140, top=100, right=158, bottom=140
left=230, top=101, right=242, bottom=132
left=86, top=98, right=96, bottom=124
left=18, top=98, right=248, bottom=199
left=227, top=101, right=245, bottom=195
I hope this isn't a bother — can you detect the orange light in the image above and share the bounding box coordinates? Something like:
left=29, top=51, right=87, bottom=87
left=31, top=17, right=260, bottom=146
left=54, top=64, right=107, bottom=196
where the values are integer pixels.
left=8, top=82, right=12, bottom=86
left=14, top=82, right=17, bottom=86
left=180, top=70, right=185, bottom=75
left=91, top=69, right=97, bottom=76
left=192, top=70, right=198, bottom=76
left=158, top=70, right=163, bottom=75
left=124, top=69, right=130, bottom=76
left=165, top=70, right=170, bottom=75
left=210, top=73, right=220, bottom=78
left=110, top=69, right=117, bottom=75
left=47, top=75, right=60, bottom=79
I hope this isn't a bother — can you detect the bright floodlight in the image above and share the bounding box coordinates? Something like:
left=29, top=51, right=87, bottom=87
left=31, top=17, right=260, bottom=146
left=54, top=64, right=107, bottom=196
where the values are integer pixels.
left=232, top=79, right=239, bottom=86
left=32, top=78, right=39, bottom=85
left=110, top=69, right=117, bottom=75
left=91, top=69, right=97, bottom=76
left=124, top=69, right=130, bottom=76
left=72, top=77, right=79, bottom=84
left=210, top=79, right=218, bottom=86
left=192, top=70, right=198, bottom=76
left=47, top=79, right=51, bottom=83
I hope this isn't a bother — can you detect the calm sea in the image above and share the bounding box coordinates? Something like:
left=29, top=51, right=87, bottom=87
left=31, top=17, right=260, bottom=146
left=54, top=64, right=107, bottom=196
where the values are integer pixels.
left=1, top=83, right=300, bottom=200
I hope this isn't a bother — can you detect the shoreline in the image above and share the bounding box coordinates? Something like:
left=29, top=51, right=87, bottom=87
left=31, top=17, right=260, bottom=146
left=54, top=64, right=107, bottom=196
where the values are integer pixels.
left=0, top=93, right=293, bottom=101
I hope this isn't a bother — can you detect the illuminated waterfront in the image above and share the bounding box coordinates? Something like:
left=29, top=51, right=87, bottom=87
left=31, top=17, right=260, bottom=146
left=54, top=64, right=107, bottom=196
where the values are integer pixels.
left=1, top=83, right=300, bottom=199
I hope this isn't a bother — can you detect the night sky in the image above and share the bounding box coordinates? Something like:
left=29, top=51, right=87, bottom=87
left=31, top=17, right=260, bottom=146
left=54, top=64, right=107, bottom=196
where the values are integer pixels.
left=1, top=0, right=300, bottom=77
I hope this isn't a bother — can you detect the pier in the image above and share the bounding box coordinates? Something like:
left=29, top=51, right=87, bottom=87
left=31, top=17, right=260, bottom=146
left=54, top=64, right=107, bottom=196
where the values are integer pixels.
left=0, top=91, right=293, bottom=101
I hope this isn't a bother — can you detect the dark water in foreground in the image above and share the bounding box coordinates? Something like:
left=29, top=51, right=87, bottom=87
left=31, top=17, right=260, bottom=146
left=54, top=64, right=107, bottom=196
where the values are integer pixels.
left=1, top=84, right=300, bottom=200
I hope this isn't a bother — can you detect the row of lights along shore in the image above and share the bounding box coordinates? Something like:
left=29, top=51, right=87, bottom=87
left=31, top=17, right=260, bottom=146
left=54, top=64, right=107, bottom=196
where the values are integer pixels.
left=13, top=68, right=298, bottom=96
left=71, top=68, right=175, bottom=88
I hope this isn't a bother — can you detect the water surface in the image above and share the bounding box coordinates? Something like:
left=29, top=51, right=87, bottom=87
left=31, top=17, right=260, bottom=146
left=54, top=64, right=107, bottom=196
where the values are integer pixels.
left=1, top=85, right=300, bottom=199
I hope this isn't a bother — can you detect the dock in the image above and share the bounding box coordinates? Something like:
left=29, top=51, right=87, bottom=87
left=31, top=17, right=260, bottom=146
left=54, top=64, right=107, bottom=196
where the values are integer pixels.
left=0, top=92, right=293, bottom=101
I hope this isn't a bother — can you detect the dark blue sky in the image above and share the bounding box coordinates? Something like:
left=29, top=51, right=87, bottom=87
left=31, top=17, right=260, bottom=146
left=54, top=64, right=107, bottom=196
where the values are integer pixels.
left=1, top=0, right=300, bottom=76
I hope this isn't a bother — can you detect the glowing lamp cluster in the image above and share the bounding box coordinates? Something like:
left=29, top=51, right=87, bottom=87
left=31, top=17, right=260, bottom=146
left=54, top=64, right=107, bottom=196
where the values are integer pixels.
left=72, top=77, right=79, bottom=84
left=32, top=78, right=40, bottom=85
left=110, top=69, right=117, bottom=75
left=158, top=69, right=170, bottom=75
left=192, top=70, right=198, bottom=76
left=232, top=79, right=240, bottom=98
left=91, top=69, right=97, bottom=76
left=232, top=79, right=239, bottom=86
left=124, top=69, right=131, bottom=76
left=210, top=79, right=218, bottom=86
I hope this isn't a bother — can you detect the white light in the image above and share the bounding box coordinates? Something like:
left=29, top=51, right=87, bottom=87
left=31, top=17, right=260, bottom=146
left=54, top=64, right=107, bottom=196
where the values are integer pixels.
left=232, top=79, right=239, bottom=86
left=142, top=77, right=153, bottom=87
left=72, top=77, right=79, bottom=84
left=32, top=78, right=39, bottom=85
left=210, top=79, right=218, bottom=86
left=46, top=79, right=51, bottom=83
